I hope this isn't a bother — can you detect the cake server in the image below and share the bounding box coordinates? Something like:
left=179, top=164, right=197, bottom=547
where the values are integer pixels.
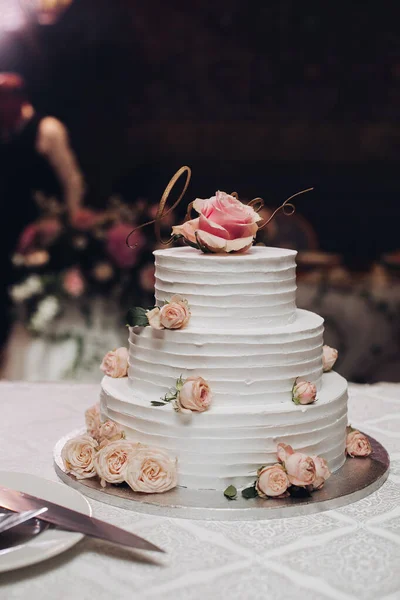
left=0, top=486, right=164, bottom=553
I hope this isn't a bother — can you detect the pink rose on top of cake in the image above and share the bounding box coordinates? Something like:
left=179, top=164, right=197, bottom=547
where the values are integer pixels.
left=277, top=443, right=316, bottom=487
left=172, top=191, right=262, bottom=253
left=94, top=440, right=137, bottom=487
left=100, top=347, right=129, bottom=378
left=125, top=446, right=178, bottom=494
left=292, top=377, right=317, bottom=405
left=61, top=434, right=98, bottom=479
left=256, top=464, right=290, bottom=498
left=322, top=345, right=338, bottom=372
left=177, top=376, right=212, bottom=412
left=346, top=428, right=372, bottom=457
left=85, top=403, right=101, bottom=439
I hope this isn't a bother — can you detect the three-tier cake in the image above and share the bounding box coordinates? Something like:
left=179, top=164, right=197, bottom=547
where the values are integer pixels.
left=100, top=245, right=348, bottom=491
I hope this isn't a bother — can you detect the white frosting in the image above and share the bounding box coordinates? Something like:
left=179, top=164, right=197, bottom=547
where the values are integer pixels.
left=128, top=309, right=324, bottom=406
left=154, top=246, right=298, bottom=329
left=101, top=245, right=348, bottom=491
left=101, top=371, right=348, bottom=490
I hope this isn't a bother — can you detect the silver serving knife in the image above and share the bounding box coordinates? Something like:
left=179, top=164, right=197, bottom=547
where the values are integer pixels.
left=0, top=486, right=164, bottom=553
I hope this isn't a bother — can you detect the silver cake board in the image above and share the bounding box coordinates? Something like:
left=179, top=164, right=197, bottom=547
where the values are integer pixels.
left=54, top=429, right=389, bottom=521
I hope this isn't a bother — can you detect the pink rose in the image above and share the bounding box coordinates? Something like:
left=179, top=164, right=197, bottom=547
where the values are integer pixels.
left=98, top=420, right=124, bottom=444
left=63, top=268, right=85, bottom=297
left=309, top=455, right=331, bottom=490
left=125, top=446, right=178, bottom=494
left=346, top=429, right=372, bottom=457
left=100, top=347, right=129, bottom=378
left=178, top=376, right=212, bottom=412
left=172, top=190, right=262, bottom=253
left=146, top=296, right=191, bottom=330
left=94, top=440, right=137, bottom=487
left=292, top=377, right=317, bottom=405
left=61, top=434, right=98, bottom=479
left=256, top=464, right=290, bottom=498
left=106, top=223, right=144, bottom=268
left=277, top=443, right=316, bottom=486
left=322, top=345, right=338, bottom=372
left=159, top=296, right=190, bottom=329
left=85, top=403, right=101, bottom=439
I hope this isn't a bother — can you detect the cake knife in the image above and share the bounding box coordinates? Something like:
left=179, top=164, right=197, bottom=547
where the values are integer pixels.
left=0, top=486, right=164, bottom=553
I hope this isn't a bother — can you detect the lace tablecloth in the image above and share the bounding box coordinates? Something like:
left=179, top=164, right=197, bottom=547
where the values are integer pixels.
left=1, top=382, right=399, bottom=600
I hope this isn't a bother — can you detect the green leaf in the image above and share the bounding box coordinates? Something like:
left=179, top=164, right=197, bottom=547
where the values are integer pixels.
left=126, top=306, right=150, bottom=327
left=176, top=374, right=184, bottom=391
left=224, top=485, right=237, bottom=500
left=241, top=484, right=258, bottom=499
left=151, top=401, right=167, bottom=407
left=288, top=485, right=311, bottom=499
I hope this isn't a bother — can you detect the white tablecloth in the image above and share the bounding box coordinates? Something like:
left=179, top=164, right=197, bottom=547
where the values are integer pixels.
left=0, top=381, right=399, bottom=600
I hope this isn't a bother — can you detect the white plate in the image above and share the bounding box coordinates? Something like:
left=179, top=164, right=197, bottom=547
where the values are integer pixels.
left=0, top=471, right=91, bottom=573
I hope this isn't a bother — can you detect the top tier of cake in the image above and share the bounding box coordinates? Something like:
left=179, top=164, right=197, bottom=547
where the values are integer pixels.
left=154, top=246, right=297, bottom=330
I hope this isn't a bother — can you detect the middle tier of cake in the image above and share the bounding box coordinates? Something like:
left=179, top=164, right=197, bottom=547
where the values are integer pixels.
left=128, top=309, right=324, bottom=406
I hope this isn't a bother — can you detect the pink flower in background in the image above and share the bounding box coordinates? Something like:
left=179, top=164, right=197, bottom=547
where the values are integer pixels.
left=256, top=464, right=290, bottom=498
left=100, top=347, right=129, bottom=378
left=70, top=208, right=101, bottom=231
left=63, top=268, right=85, bottom=297
left=172, top=191, right=262, bottom=253
left=292, top=377, right=317, bottom=405
left=107, top=223, right=144, bottom=268
left=346, top=429, right=372, bottom=457
left=139, top=263, right=155, bottom=292
left=24, top=250, right=50, bottom=267
left=17, top=224, right=39, bottom=253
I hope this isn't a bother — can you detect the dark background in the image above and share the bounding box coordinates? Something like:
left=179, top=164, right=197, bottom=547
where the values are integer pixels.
left=1, top=0, right=400, bottom=264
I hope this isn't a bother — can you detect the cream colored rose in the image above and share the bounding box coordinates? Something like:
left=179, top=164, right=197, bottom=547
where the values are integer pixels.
left=256, top=464, right=290, bottom=498
left=98, top=420, right=124, bottom=444
left=94, top=440, right=137, bottom=487
left=100, top=347, right=129, bottom=378
left=125, top=446, right=178, bottom=494
left=346, top=429, right=372, bottom=457
left=310, top=455, right=331, bottom=490
left=61, top=434, right=98, bottom=479
left=178, top=376, right=212, bottom=412
left=146, top=307, right=162, bottom=329
left=159, top=296, right=190, bottom=329
left=85, top=403, right=101, bottom=439
left=322, top=345, right=338, bottom=372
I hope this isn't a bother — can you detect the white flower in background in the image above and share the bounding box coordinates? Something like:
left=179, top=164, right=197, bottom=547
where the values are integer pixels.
left=11, top=254, right=25, bottom=267
left=10, top=275, right=44, bottom=303
left=30, top=296, right=59, bottom=332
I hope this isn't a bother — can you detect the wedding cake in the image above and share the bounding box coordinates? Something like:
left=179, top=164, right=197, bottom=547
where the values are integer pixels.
left=100, top=244, right=348, bottom=491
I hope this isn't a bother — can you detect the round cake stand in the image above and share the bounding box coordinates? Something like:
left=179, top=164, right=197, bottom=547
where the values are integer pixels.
left=54, top=430, right=390, bottom=521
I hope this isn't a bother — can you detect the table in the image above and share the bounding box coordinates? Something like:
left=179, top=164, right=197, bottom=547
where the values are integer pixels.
left=0, top=382, right=399, bottom=600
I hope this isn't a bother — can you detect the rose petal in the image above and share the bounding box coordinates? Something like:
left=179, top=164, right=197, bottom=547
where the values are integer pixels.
left=225, top=236, right=255, bottom=253
left=195, top=230, right=228, bottom=253
left=198, top=214, right=230, bottom=240
left=172, top=218, right=200, bottom=245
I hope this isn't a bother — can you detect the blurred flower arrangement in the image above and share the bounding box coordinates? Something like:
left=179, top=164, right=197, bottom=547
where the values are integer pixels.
left=10, top=192, right=173, bottom=338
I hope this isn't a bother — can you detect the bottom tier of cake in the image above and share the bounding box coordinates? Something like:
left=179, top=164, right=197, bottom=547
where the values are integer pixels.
left=100, top=371, right=348, bottom=490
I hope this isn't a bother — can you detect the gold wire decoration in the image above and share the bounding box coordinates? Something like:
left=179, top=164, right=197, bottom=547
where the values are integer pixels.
left=126, top=166, right=192, bottom=249
left=125, top=166, right=313, bottom=250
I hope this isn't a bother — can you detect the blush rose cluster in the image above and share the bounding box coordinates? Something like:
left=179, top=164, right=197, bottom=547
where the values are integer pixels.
left=152, top=375, right=212, bottom=414
left=126, top=295, right=191, bottom=331
left=61, top=403, right=178, bottom=494
left=224, top=443, right=331, bottom=501
left=172, top=191, right=262, bottom=254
